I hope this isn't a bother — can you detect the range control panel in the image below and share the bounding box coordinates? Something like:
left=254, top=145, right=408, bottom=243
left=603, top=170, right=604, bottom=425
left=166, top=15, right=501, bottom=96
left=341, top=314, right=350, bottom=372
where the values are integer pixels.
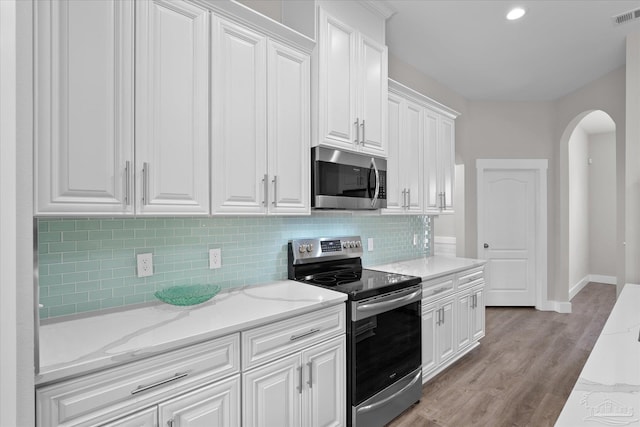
left=289, top=236, right=363, bottom=264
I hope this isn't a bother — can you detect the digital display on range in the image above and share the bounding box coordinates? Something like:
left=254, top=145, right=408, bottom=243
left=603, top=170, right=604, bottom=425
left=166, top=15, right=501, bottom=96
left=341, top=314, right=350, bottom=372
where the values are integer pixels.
left=321, top=240, right=342, bottom=253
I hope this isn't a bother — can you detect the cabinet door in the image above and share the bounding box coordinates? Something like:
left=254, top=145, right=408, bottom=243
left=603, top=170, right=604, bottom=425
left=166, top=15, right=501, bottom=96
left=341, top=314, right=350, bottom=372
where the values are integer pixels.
left=159, top=376, right=240, bottom=427
left=211, top=16, right=268, bottom=215
left=317, top=9, right=358, bottom=150
left=383, top=93, right=404, bottom=213
left=358, top=34, right=388, bottom=157
left=403, top=100, right=424, bottom=213
left=471, top=285, right=486, bottom=341
left=100, top=408, right=156, bottom=427
left=136, top=0, right=210, bottom=215
left=438, top=297, right=456, bottom=364
left=267, top=40, right=310, bottom=215
left=424, top=110, right=440, bottom=213
left=456, top=291, right=471, bottom=350
left=439, top=116, right=456, bottom=214
left=35, top=0, right=134, bottom=215
left=243, top=353, right=301, bottom=427
left=301, top=336, right=345, bottom=427
left=421, top=301, right=438, bottom=378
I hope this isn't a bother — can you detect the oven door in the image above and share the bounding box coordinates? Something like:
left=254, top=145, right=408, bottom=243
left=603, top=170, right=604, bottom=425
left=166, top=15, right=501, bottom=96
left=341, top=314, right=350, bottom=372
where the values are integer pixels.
left=349, top=286, right=422, bottom=426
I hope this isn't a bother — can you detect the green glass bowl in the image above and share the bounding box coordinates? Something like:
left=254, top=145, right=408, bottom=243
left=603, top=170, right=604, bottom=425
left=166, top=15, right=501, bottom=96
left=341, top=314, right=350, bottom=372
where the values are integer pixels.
left=154, top=284, right=221, bottom=306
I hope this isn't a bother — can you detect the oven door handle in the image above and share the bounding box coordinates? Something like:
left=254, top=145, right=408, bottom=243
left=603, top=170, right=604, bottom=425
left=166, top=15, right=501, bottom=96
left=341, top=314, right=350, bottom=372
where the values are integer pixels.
left=356, top=289, right=422, bottom=314
left=356, top=370, right=421, bottom=414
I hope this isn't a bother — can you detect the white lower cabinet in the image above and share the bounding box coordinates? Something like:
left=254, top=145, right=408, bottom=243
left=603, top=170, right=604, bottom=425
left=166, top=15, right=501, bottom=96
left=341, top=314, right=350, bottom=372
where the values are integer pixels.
left=100, top=408, right=157, bottom=427
left=421, top=295, right=455, bottom=379
left=421, top=266, right=485, bottom=383
left=159, top=376, right=240, bottom=427
left=36, top=305, right=346, bottom=427
left=242, top=332, right=346, bottom=427
left=101, top=376, right=240, bottom=427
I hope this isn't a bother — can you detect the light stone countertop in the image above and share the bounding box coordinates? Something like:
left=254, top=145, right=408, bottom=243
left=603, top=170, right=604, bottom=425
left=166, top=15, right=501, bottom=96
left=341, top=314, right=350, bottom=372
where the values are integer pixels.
left=36, top=280, right=346, bottom=386
left=370, top=255, right=486, bottom=282
left=555, top=283, right=640, bottom=426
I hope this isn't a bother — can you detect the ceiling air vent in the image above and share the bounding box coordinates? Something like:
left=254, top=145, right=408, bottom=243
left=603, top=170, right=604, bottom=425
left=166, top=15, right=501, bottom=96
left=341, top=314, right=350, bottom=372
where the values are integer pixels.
left=613, top=8, right=640, bottom=25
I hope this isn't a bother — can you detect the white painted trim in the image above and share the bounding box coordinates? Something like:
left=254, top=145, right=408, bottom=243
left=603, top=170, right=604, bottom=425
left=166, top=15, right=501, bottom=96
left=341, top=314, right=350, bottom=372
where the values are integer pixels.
left=476, top=159, right=549, bottom=311
left=569, top=275, right=590, bottom=300
left=0, top=1, right=18, bottom=424
left=589, top=274, right=617, bottom=285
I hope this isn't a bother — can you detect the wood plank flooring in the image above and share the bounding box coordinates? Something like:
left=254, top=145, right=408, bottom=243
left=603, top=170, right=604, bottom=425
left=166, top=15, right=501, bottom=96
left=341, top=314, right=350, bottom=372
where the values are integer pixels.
left=387, top=282, right=617, bottom=427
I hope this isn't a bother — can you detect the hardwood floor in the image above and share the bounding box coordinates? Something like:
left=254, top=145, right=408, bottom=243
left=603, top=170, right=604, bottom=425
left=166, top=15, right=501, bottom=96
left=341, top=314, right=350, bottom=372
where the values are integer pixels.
left=387, top=282, right=617, bottom=427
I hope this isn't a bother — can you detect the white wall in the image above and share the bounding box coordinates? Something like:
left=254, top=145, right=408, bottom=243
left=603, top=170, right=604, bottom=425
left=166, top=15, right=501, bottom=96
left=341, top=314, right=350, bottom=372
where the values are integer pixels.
left=627, top=32, right=640, bottom=287
left=589, top=132, right=617, bottom=278
left=568, top=125, right=590, bottom=288
left=0, top=1, right=18, bottom=424
left=555, top=67, right=626, bottom=300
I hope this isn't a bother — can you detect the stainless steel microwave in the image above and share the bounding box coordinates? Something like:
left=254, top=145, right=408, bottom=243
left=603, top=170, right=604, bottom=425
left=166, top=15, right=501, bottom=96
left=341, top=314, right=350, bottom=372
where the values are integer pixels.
left=311, top=146, right=387, bottom=210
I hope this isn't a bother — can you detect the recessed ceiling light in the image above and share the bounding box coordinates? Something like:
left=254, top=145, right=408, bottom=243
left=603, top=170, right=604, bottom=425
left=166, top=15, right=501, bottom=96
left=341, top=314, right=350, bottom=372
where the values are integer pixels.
left=506, top=7, right=526, bottom=20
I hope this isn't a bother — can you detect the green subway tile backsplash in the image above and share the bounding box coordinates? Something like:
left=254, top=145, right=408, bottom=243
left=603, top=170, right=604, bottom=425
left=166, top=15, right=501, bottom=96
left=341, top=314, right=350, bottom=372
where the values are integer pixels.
left=37, top=214, right=431, bottom=320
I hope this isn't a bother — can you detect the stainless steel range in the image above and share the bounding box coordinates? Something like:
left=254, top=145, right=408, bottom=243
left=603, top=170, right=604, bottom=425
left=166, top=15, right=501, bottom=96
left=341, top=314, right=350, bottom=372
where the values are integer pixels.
left=288, top=236, right=422, bottom=427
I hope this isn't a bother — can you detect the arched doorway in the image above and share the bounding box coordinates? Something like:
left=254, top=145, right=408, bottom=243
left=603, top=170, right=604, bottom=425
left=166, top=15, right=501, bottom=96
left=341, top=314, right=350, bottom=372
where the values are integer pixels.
left=560, top=110, right=616, bottom=302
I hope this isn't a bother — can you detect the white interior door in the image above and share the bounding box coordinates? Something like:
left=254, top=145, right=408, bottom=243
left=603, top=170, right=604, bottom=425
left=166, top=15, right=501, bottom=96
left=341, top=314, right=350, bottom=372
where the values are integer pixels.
left=478, top=168, right=537, bottom=306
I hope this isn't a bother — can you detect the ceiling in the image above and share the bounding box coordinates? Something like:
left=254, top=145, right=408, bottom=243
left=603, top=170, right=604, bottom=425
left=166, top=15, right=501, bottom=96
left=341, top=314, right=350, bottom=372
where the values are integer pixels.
left=385, top=1, right=640, bottom=101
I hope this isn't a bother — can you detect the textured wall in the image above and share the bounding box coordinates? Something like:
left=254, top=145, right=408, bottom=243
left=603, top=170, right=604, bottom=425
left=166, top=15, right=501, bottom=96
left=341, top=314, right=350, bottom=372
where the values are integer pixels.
left=38, top=214, right=431, bottom=320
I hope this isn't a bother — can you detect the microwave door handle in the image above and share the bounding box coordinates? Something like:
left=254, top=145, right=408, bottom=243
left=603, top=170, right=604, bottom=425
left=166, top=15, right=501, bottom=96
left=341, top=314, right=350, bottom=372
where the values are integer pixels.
left=370, top=158, right=380, bottom=208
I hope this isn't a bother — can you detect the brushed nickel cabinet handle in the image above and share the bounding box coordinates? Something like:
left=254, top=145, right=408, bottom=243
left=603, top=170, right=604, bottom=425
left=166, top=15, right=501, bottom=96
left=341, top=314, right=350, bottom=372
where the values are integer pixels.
left=262, top=174, right=268, bottom=206
left=272, top=176, right=277, bottom=206
left=361, top=119, right=365, bottom=145
left=298, top=366, right=303, bottom=394
left=131, top=372, right=188, bottom=395
left=307, top=361, right=313, bottom=388
left=142, top=162, right=149, bottom=205
left=290, top=328, right=320, bottom=341
left=354, top=118, right=360, bottom=144
left=124, top=161, right=131, bottom=206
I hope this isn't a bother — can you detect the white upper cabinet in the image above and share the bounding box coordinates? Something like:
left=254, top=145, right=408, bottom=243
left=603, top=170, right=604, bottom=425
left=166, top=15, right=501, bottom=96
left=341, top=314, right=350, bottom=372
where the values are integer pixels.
left=211, top=16, right=310, bottom=216
left=135, top=0, right=210, bottom=215
left=267, top=40, right=311, bottom=215
left=384, top=92, right=423, bottom=214
left=315, top=8, right=388, bottom=157
left=385, top=80, right=459, bottom=215
left=35, top=0, right=134, bottom=215
left=425, top=110, right=457, bottom=214
left=211, top=16, right=267, bottom=215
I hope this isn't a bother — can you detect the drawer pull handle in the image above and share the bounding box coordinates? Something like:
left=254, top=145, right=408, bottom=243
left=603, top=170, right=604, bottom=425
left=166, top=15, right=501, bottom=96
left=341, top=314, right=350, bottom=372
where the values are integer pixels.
left=131, top=372, right=188, bottom=395
left=290, top=328, right=321, bottom=341
left=433, top=287, right=446, bottom=294
left=298, top=366, right=303, bottom=394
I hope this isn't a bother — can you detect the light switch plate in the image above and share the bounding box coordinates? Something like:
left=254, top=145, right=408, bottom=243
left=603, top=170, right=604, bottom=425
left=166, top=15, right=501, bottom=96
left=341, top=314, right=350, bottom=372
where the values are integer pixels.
left=137, top=253, right=153, bottom=278
left=368, top=238, right=374, bottom=252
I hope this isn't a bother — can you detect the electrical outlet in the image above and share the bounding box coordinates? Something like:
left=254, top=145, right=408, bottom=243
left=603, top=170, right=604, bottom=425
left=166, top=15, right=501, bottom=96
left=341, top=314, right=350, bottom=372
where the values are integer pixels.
left=368, top=238, right=374, bottom=252
left=209, top=248, right=221, bottom=269
left=137, top=253, right=153, bottom=278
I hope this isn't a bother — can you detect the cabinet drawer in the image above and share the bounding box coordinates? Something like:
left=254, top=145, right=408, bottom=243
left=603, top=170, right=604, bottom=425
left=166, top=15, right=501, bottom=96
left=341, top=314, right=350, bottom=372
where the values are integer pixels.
left=422, top=275, right=454, bottom=302
left=36, top=334, right=240, bottom=427
left=242, top=304, right=345, bottom=370
left=457, top=267, right=484, bottom=290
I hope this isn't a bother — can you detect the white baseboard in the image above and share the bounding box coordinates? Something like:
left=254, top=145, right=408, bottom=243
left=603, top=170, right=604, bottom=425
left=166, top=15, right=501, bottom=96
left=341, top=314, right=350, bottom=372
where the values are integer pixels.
left=569, top=275, right=590, bottom=300
left=570, top=274, right=617, bottom=301
left=588, top=274, right=616, bottom=285
left=537, top=300, right=572, bottom=313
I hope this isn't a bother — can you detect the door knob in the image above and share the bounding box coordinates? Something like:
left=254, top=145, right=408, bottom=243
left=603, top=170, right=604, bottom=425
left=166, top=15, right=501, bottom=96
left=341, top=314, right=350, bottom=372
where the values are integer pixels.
left=483, top=243, right=489, bottom=249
